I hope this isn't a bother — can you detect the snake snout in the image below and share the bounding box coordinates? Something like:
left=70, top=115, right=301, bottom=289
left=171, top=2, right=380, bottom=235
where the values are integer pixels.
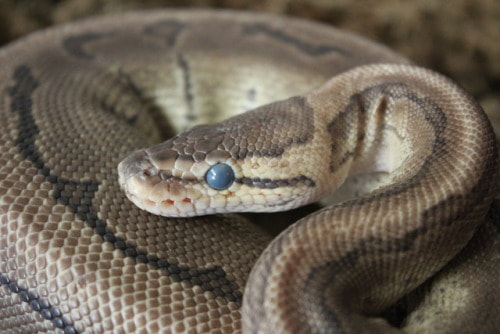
left=118, top=148, right=201, bottom=216
left=118, top=149, right=160, bottom=198
left=118, top=149, right=156, bottom=182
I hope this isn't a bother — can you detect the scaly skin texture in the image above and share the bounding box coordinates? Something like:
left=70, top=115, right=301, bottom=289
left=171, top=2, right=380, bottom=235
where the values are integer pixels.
left=0, top=9, right=498, bottom=333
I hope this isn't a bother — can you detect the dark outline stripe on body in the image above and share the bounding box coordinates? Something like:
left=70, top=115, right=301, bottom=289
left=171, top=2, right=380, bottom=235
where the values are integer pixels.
left=62, top=33, right=109, bottom=60
left=246, top=81, right=497, bottom=332
left=143, top=19, right=185, bottom=46
left=177, top=53, right=196, bottom=123
left=0, top=274, right=77, bottom=334
left=243, top=23, right=349, bottom=57
left=301, top=83, right=495, bottom=331
left=0, top=274, right=78, bottom=334
left=5, top=65, right=243, bottom=330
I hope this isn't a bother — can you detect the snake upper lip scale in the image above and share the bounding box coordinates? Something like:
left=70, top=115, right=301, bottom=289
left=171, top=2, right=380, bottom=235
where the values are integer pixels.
left=0, top=9, right=498, bottom=334
left=118, top=149, right=199, bottom=216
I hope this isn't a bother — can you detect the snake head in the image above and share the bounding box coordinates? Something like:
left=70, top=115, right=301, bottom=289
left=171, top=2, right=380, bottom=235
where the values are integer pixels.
left=118, top=97, right=321, bottom=217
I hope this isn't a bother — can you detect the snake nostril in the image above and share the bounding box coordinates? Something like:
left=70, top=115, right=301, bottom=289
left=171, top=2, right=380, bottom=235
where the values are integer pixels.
left=182, top=198, right=192, bottom=203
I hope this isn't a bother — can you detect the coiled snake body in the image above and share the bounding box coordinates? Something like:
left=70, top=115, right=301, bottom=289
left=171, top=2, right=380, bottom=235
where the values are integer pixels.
left=0, top=10, right=498, bottom=333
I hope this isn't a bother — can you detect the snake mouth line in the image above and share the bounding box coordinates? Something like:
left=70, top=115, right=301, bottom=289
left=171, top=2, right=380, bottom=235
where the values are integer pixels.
left=123, top=186, right=194, bottom=207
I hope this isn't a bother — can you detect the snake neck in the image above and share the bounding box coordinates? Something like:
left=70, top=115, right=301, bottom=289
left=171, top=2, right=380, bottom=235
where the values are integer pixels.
left=243, top=64, right=498, bottom=333
left=307, top=65, right=449, bottom=204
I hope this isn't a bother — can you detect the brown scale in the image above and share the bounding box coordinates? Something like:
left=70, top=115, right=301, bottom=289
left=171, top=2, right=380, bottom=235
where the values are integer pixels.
left=1, top=9, right=498, bottom=334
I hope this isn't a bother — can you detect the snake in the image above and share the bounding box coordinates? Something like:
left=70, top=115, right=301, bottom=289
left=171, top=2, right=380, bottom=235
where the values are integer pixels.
left=0, top=9, right=498, bottom=334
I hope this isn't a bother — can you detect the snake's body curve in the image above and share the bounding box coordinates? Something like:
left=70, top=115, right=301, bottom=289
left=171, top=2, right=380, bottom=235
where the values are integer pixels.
left=0, top=10, right=498, bottom=333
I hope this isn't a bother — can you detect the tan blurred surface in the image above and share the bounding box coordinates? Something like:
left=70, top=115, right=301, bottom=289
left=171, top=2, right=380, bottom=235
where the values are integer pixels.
left=0, top=0, right=498, bottom=134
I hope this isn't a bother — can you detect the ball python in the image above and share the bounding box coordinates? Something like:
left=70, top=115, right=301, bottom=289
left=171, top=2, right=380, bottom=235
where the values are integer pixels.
left=0, top=9, right=498, bottom=334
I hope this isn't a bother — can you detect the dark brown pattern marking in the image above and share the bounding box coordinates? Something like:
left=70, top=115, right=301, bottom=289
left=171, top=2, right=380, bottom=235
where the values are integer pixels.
left=243, top=23, right=349, bottom=57
left=245, top=80, right=497, bottom=332
left=6, top=65, right=243, bottom=314
left=177, top=54, right=196, bottom=122
left=301, top=83, right=495, bottom=332
left=62, top=32, right=109, bottom=60
left=0, top=274, right=76, bottom=333
left=143, top=19, right=185, bottom=46
left=236, top=175, right=315, bottom=189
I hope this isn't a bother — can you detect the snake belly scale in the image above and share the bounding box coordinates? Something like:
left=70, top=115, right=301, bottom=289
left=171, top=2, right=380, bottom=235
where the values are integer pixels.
left=0, top=9, right=498, bottom=334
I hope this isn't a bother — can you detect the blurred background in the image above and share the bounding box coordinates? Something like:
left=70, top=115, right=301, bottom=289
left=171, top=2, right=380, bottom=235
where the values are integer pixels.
left=1, top=0, right=498, bottom=133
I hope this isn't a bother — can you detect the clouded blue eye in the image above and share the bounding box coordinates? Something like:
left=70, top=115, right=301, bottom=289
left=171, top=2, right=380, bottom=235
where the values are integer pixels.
left=205, top=163, right=235, bottom=190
